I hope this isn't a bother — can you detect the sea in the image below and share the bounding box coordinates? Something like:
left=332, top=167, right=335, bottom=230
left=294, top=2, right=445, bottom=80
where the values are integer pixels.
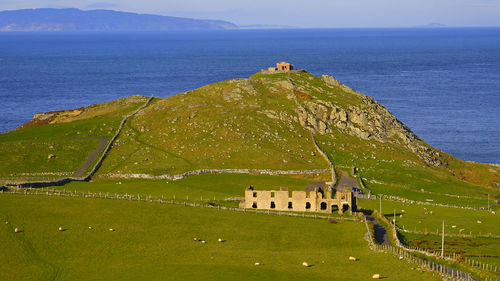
left=0, top=28, right=498, bottom=164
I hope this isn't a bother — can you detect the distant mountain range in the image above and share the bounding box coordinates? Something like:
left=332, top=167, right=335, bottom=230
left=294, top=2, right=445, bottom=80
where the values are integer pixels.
left=0, top=8, right=238, bottom=31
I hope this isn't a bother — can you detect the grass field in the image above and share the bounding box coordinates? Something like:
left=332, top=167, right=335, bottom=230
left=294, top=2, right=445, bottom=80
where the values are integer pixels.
left=58, top=174, right=319, bottom=201
left=358, top=199, right=500, bottom=236
left=0, top=96, right=147, bottom=178
left=0, top=194, right=441, bottom=281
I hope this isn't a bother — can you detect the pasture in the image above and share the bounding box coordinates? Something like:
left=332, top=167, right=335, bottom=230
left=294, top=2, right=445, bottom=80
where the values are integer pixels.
left=0, top=194, right=440, bottom=281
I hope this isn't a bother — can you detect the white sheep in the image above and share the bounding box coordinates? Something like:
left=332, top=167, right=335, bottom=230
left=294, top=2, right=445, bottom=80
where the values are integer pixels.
left=109, top=228, right=115, bottom=232
left=254, top=262, right=260, bottom=266
left=201, top=240, right=206, bottom=244
left=193, top=237, right=199, bottom=241
left=451, top=225, right=457, bottom=228
left=5, top=221, right=8, bottom=224
left=372, top=274, right=381, bottom=279
left=14, top=228, right=19, bottom=233
left=218, top=238, right=224, bottom=242
left=302, top=262, right=309, bottom=267
left=88, top=226, right=93, bottom=230
left=349, top=256, right=357, bottom=261
left=58, top=227, right=64, bottom=231
left=477, top=220, right=482, bottom=224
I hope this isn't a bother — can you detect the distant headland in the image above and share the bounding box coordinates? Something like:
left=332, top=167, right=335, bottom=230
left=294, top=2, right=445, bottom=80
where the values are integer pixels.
left=0, top=8, right=238, bottom=31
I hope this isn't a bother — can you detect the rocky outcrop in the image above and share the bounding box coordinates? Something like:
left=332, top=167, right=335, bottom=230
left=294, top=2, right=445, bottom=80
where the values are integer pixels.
left=295, top=75, right=443, bottom=167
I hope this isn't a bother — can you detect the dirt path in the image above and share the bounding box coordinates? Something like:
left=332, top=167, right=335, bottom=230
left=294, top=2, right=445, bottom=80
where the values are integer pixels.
left=73, top=137, right=108, bottom=178
left=287, top=73, right=338, bottom=186
left=337, top=171, right=359, bottom=192
left=366, top=214, right=391, bottom=246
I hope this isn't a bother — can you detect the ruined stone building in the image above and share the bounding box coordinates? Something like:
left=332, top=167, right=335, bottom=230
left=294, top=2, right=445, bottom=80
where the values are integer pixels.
left=267, top=62, right=294, bottom=72
left=240, top=182, right=357, bottom=214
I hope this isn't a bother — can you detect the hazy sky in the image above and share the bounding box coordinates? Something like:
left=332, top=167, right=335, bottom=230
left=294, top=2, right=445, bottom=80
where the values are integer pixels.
left=1, top=0, right=500, bottom=27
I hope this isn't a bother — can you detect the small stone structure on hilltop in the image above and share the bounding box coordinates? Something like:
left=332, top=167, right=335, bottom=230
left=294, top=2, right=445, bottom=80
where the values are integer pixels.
left=264, top=62, right=298, bottom=73
left=240, top=182, right=357, bottom=214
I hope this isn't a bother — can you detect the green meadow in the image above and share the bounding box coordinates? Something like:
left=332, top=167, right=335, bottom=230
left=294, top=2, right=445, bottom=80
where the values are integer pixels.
left=358, top=199, right=500, bottom=236
left=0, top=194, right=440, bottom=281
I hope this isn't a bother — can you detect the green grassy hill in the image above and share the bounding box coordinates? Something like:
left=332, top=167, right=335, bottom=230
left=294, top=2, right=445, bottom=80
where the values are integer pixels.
left=1, top=71, right=499, bottom=203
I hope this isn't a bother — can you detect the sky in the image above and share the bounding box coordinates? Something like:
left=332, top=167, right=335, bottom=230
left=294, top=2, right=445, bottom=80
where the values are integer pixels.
left=1, top=0, right=500, bottom=28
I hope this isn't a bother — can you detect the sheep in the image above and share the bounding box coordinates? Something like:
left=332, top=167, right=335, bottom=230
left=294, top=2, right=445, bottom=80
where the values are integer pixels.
left=399, top=256, right=404, bottom=260
left=477, top=220, right=482, bottom=224
left=109, top=228, right=115, bottom=232
left=58, top=227, right=64, bottom=231
left=14, top=228, right=19, bottom=233
left=349, top=256, right=358, bottom=261
left=302, top=262, right=309, bottom=267
left=201, top=240, right=206, bottom=244
left=254, top=262, right=260, bottom=266
left=218, top=238, right=224, bottom=243
left=88, top=226, right=93, bottom=230
left=372, top=274, right=381, bottom=279
left=452, top=225, right=457, bottom=228
left=5, top=221, right=8, bottom=225
left=193, top=237, right=199, bottom=241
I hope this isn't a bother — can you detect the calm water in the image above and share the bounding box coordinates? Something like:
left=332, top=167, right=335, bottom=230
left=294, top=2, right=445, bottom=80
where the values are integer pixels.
left=0, top=28, right=499, bottom=164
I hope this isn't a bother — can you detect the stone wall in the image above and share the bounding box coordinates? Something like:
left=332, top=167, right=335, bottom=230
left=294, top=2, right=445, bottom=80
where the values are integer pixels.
left=102, top=168, right=328, bottom=181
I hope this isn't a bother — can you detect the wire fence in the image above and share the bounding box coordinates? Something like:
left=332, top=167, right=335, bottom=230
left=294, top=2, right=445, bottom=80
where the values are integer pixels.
left=3, top=189, right=497, bottom=280
left=361, top=213, right=489, bottom=281
left=374, top=211, right=499, bottom=280
left=0, top=189, right=358, bottom=222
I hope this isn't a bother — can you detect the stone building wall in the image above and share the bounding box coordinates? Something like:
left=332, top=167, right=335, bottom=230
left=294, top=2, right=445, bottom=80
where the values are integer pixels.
left=243, top=186, right=356, bottom=214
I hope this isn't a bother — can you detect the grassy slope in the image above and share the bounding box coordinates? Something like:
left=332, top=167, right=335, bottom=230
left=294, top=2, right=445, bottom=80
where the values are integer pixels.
left=0, top=95, right=148, bottom=178
left=98, top=77, right=326, bottom=176
left=358, top=199, right=500, bottom=236
left=0, top=194, right=440, bottom=281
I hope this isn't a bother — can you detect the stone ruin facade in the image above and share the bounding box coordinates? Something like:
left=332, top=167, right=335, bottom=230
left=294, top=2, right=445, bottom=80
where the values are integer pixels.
left=267, top=62, right=294, bottom=72
left=240, top=182, right=357, bottom=214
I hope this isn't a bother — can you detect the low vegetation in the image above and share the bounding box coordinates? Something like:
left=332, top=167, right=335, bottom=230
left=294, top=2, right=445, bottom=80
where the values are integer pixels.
left=0, top=194, right=441, bottom=281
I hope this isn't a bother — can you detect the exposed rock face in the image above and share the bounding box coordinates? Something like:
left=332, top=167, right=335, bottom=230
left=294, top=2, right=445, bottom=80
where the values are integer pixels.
left=295, top=75, right=443, bottom=167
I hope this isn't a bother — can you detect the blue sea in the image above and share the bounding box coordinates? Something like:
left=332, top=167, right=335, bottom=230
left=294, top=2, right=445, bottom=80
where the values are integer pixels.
left=0, top=28, right=499, bottom=164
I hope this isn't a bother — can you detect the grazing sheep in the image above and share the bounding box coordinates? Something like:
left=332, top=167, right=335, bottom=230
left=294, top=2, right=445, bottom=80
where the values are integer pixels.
left=349, top=256, right=358, bottom=261
left=109, top=228, right=115, bottom=232
left=254, top=262, right=260, bottom=266
left=201, top=240, right=206, bottom=244
left=477, top=220, right=482, bottom=224
left=88, top=226, right=93, bottom=230
left=218, top=238, right=224, bottom=242
left=399, top=256, right=404, bottom=260
left=14, top=228, right=19, bottom=233
left=302, top=262, right=309, bottom=267
left=193, top=237, right=199, bottom=241
left=372, top=274, right=381, bottom=279
left=452, top=225, right=457, bottom=228
left=58, top=227, right=64, bottom=231
left=492, top=211, right=496, bottom=215
left=5, top=221, right=8, bottom=224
